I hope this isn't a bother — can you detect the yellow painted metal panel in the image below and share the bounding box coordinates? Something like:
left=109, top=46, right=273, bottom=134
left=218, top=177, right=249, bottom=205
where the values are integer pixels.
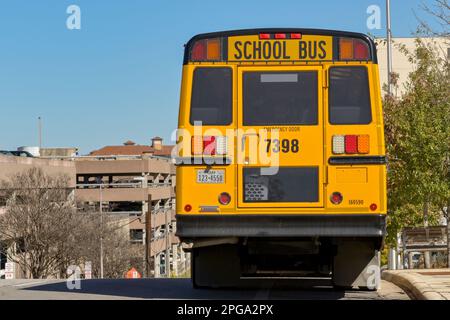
left=176, top=60, right=387, bottom=216
left=336, top=168, right=368, bottom=184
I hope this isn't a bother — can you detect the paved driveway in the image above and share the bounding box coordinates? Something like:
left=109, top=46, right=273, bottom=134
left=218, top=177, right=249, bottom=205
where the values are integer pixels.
left=0, top=278, right=409, bottom=300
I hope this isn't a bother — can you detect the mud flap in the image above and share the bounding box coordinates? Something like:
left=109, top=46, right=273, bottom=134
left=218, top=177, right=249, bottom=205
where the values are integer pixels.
left=192, top=244, right=241, bottom=288
left=332, top=239, right=381, bottom=290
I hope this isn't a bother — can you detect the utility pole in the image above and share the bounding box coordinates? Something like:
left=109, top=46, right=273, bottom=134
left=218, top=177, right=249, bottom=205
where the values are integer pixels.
left=38, top=117, right=42, bottom=150
left=145, top=195, right=152, bottom=277
left=165, top=204, right=170, bottom=277
left=99, top=183, right=104, bottom=279
left=386, top=0, right=393, bottom=96
left=423, top=201, right=431, bottom=269
left=386, top=0, right=397, bottom=270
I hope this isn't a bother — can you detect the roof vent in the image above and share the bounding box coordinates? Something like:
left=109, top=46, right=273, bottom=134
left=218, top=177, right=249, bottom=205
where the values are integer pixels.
left=124, top=140, right=136, bottom=146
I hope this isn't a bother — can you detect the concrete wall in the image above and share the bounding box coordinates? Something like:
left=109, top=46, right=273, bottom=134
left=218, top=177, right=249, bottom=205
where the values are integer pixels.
left=40, top=148, right=78, bottom=157
left=0, top=155, right=76, bottom=187
left=75, top=186, right=172, bottom=202
left=75, top=157, right=173, bottom=175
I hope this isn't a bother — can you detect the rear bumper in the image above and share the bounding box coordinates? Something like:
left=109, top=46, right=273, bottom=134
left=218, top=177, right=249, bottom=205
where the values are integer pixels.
left=175, top=214, right=386, bottom=238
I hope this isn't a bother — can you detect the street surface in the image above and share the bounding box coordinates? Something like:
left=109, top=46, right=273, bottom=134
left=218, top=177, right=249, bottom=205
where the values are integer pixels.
left=416, top=271, right=450, bottom=299
left=0, top=278, right=409, bottom=300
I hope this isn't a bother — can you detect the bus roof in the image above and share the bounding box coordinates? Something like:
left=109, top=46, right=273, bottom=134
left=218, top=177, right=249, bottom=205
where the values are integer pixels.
left=183, top=28, right=378, bottom=64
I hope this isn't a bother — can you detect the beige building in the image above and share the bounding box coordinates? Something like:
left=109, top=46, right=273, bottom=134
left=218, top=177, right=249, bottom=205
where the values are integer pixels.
left=375, top=37, right=449, bottom=97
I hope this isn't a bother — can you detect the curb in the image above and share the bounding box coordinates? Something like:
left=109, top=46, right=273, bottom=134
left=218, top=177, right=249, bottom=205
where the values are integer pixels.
left=382, top=271, right=445, bottom=300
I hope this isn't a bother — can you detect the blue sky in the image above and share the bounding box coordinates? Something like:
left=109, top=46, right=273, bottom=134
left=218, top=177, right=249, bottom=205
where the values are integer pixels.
left=0, top=0, right=440, bottom=154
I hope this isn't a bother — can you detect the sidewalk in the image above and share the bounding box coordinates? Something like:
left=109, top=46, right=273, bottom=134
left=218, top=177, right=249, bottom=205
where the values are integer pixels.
left=382, top=269, right=450, bottom=300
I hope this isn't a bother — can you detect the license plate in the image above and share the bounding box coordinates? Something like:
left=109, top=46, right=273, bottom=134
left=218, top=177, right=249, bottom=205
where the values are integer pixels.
left=196, top=170, right=225, bottom=184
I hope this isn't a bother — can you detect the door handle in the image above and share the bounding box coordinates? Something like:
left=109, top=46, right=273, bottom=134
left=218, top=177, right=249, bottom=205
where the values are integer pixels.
left=241, top=133, right=259, bottom=152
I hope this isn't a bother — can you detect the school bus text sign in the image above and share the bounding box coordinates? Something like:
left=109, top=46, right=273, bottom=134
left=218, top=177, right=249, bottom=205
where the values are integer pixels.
left=228, top=35, right=333, bottom=62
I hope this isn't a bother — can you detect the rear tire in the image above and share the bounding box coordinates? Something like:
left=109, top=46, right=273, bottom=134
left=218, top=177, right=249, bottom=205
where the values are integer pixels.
left=192, top=244, right=241, bottom=289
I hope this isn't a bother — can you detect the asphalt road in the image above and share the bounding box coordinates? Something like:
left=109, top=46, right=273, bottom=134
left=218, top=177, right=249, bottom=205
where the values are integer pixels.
left=0, top=278, right=410, bottom=300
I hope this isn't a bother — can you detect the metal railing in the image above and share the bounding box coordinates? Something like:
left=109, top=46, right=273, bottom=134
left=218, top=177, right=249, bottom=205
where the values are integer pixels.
left=40, top=154, right=172, bottom=161
left=101, top=211, right=143, bottom=216
left=76, top=182, right=171, bottom=189
left=77, top=182, right=141, bottom=189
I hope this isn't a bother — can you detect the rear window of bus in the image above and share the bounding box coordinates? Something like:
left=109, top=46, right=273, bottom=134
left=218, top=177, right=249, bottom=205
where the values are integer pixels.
left=243, top=71, right=318, bottom=126
left=190, top=67, right=232, bottom=126
left=329, top=67, right=372, bottom=125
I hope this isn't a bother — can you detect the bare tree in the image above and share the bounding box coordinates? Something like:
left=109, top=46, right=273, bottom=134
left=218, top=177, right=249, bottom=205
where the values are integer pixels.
left=73, top=210, right=140, bottom=278
left=0, top=167, right=81, bottom=278
left=417, top=0, right=449, bottom=37
left=0, top=167, right=140, bottom=279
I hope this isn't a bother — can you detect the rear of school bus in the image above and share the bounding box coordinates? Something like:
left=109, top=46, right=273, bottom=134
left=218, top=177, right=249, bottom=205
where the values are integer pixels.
left=175, top=29, right=387, bottom=289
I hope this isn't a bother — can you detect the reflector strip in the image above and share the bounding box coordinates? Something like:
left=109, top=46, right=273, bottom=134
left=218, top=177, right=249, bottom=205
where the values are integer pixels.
left=329, top=156, right=387, bottom=165
left=332, top=135, right=345, bottom=154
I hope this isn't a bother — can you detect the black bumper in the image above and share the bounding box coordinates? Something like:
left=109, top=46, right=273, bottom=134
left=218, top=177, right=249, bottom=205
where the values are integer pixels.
left=175, top=214, right=386, bottom=238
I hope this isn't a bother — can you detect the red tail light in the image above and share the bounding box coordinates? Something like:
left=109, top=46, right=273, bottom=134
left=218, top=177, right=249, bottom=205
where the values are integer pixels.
left=330, top=192, right=343, bottom=205
left=344, top=135, right=358, bottom=154
left=259, top=33, right=302, bottom=40
left=203, top=136, right=216, bottom=156
left=184, top=204, right=192, bottom=212
left=191, top=40, right=207, bottom=60
left=218, top=192, right=231, bottom=205
left=354, top=40, right=370, bottom=60
left=275, top=33, right=286, bottom=39
left=370, top=203, right=378, bottom=211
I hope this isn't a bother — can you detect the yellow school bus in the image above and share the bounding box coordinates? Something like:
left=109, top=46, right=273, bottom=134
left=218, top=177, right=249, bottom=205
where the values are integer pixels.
left=175, top=29, right=387, bottom=289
